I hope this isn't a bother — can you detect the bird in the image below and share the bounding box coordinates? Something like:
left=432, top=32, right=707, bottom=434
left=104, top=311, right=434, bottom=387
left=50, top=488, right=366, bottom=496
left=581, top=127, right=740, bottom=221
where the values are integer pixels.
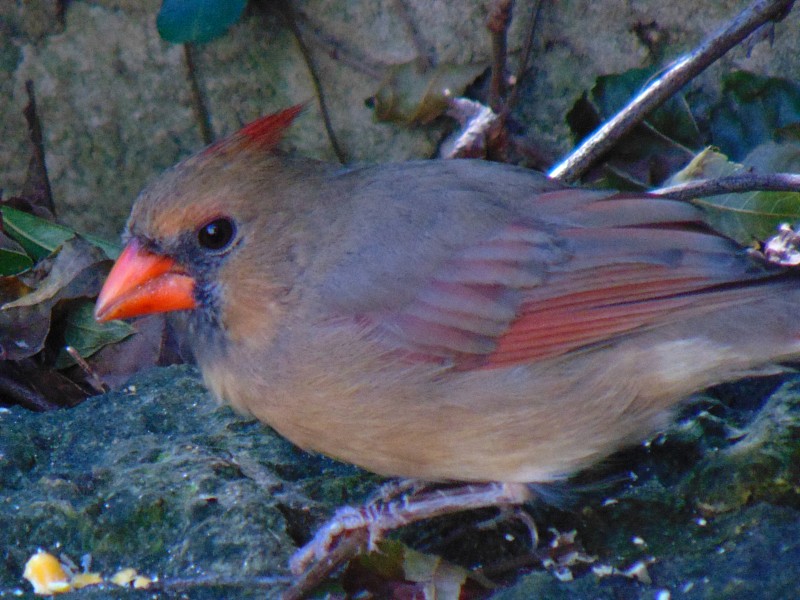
left=95, top=105, right=800, bottom=572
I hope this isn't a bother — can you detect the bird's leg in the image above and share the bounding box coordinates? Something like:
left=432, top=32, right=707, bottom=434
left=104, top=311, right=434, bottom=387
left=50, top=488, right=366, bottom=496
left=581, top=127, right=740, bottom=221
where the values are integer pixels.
left=289, top=481, right=534, bottom=574
left=366, top=478, right=429, bottom=505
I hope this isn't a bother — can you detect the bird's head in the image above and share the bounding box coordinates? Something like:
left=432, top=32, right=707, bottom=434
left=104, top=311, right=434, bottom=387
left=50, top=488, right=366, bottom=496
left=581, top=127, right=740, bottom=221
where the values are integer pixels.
left=95, top=105, right=312, bottom=349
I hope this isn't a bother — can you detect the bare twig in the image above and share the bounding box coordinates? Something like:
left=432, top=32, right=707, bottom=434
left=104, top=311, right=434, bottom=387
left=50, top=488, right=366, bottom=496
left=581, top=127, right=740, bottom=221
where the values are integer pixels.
left=278, top=0, right=347, bottom=164
left=505, top=0, right=544, bottom=113
left=652, top=172, right=800, bottom=200
left=441, top=97, right=502, bottom=159
left=392, top=0, right=434, bottom=70
left=22, top=80, right=55, bottom=216
left=0, top=370, right=60, bottom=411
left=183, top=44, right=214, bottom=145
left=292, top=10, right=384, bottom=79
left=65, top=346, right=110, bottom=394
left=487, top=0, right=514, bottom=111
left=549, top=0, right=796, bottom=182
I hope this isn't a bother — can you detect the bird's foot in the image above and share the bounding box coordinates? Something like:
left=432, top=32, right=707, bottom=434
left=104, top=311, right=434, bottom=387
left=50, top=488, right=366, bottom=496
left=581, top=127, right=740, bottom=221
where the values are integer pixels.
left=289, top=481, right=534, bottom=575
left=367, top=477, right=428, bottom=505
left=474, top=505, right=540, bottom=547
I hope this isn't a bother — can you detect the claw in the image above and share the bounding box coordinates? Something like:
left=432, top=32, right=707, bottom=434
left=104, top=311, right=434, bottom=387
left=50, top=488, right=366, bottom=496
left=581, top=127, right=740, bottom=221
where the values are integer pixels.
left=290, top=481, right=535, bottom=575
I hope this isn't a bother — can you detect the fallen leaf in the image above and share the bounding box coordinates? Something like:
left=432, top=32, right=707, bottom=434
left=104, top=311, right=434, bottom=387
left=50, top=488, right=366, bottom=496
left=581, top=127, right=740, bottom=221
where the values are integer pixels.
left=0, top=237, right=110, bottom=360
left=55, top=300, right=135, bottom=368
left=0, top=231, right=33, bottom=276
left=371, top=61, right=488, bottom=126
left=344, top=540, right=494, bottom=599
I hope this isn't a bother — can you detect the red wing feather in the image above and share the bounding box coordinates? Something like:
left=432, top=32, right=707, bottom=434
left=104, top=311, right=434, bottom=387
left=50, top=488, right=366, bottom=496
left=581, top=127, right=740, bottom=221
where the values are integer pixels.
left=365, top=199, right=775, bottom=369
left=487, top=271, right=711, bottom=366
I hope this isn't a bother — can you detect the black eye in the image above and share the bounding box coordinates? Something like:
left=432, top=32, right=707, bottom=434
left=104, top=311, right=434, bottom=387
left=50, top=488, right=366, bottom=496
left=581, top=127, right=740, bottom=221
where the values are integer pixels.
left=197, top=218, right=236, bottom=251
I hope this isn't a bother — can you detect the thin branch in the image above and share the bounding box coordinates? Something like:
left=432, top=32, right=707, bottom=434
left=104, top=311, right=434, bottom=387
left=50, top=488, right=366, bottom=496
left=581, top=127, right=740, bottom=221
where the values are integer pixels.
left=278, top=0, right=347, bottom=164
left=548, top=0, right=796, bottom=182
left=487, top=0, right=514, bottom=111
left=505, top=0, right=544, bottom=113
left=65, top=346, right=109, bottom=394
left=441, top=97, right=502, bottom=159
left=183, top=44, right=214, bottom=145
left=292, top=10, right=384, bottom=79
left=22, top=80, right=55, bottom=216
left=0, top=371, right=60, bottom=411
left=392, top=0, right=434, bottom=70
left=652, top=172, right=800, bottom=200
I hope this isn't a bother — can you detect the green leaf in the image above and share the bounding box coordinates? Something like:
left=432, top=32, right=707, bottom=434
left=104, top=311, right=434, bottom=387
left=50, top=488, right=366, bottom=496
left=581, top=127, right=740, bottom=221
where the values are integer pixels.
left=0, top=237, right=110, bottom=361
left=685, top=143, right=800, bottom=245
left=0, top=232, right=33, bottom=276
left=709, top=71, right=800, bottom=160
left=157, top=0, right=248, bottom=44
left=567, top=68, right=700, bottom=146
left=0, top=206, right=119, bottom=261
left=1, top=206, right=74, bottom=260
left=566, top=68, right=700, bottom=187
left=79, top=232, right=119, bottom=259
left=578, top=67, right=701, bottom=147
left=3, top=237, right=110, bottom=310
left=695, top=190, right=800, bottom=246
left=56, top=300, right=135, bottom=368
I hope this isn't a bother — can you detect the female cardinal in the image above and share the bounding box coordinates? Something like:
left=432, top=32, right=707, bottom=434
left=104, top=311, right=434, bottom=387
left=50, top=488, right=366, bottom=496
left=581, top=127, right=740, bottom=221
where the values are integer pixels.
left=95, top=106, right=800, bottom=570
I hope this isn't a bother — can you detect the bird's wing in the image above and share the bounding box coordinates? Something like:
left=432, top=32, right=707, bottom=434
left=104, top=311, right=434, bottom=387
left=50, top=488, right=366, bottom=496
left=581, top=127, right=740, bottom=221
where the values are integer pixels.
left=359, top=193, right=777, bottom=369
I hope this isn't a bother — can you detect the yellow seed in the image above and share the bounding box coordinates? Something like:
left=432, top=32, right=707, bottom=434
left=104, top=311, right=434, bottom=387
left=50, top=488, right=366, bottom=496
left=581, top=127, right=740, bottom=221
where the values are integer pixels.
left=71, top=572, right=103, bottom=589
left=22, top=551, right=72, bottom=595
left=110, top=567, right=138, bottom=586
left=132, top=575, right=153, bottom=589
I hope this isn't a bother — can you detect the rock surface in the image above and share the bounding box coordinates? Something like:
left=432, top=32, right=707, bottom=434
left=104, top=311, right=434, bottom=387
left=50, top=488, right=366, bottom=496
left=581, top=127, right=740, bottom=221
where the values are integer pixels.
left=0, top=365, right=377, bottom=598
left=1, top=366, right=798, bottom=598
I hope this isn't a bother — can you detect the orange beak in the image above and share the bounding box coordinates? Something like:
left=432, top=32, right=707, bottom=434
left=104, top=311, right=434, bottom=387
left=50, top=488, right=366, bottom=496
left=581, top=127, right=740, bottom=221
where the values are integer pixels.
left=94, top=239, right=197, bottom=322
